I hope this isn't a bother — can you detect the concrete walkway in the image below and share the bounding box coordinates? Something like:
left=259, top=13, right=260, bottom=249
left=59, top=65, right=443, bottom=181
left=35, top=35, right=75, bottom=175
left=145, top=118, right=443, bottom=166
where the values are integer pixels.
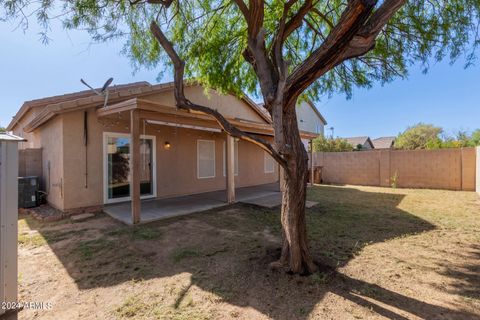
left=104, top=183, right=281, bottom=225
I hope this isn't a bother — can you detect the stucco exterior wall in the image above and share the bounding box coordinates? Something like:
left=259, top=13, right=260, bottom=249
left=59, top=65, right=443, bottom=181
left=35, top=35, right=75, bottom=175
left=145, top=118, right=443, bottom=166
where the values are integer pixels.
left=62, top=110, right=104, bottom=210
left=39, top=116, right=64, bottom=210
left=11, top=108, right=41, bottom=150
left=296, top=101, right=324, bottom=136
left=142, top=86, right=266, bottom=123
left=60, top=108, right=278, bottom=211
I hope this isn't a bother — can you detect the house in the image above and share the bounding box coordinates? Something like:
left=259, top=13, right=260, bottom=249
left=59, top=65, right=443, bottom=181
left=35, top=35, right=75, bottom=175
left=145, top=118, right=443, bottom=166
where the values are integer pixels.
left=257, top=99, right=327, bottom=149
left=295, top=100, right=327, bottom=137
left=8, top=81, right=318, bottom=224
left=295, top=100, right=327, bottom=149
left=372, top=136, right=396, bottom=149
left=344, top=136, right=374, bottom=150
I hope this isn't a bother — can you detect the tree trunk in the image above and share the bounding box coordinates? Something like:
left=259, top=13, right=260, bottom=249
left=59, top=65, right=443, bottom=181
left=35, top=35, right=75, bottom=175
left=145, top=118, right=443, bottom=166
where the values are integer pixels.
left=272, top=101, right=317, bottom=274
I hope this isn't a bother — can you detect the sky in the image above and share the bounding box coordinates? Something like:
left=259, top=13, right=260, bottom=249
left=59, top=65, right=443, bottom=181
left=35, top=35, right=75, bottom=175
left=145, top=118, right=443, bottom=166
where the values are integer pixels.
left=1, top=18, right=479, bottom=138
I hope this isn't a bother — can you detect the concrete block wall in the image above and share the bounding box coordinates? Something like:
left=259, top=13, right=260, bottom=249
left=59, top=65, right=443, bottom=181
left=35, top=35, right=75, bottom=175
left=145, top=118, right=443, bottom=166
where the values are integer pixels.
left=312, top=147, right=477, bottom=191
left=476, top=147, right=480, bottom=195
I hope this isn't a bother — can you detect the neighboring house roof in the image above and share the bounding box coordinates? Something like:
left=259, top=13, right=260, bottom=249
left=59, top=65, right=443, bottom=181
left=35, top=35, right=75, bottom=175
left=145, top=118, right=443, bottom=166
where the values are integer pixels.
left=7, top=81, right=272, bottom=132
left=372, top=136, right=396, bottom=149
left=344, top=136, right=374, bottom=149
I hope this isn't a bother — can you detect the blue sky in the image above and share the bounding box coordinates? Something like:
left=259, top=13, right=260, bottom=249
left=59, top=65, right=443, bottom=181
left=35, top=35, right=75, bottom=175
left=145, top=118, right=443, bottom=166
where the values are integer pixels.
left=1, top=19, right=479, bottom=138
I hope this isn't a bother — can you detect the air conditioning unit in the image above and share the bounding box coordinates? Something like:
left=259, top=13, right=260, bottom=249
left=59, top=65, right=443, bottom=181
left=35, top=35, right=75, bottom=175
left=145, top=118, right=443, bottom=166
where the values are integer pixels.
left=18, top=176, right=39, bottom=208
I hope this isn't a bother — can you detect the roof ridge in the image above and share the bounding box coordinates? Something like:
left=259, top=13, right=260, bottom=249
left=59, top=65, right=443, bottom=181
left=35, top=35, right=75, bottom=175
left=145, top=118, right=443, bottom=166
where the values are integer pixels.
left=23, top=81, right=151, bottom=107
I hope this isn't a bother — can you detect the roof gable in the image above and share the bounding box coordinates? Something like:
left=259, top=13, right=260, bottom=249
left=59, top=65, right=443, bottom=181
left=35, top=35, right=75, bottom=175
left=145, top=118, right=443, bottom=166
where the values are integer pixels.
left=345, top=136, right=374, bottom=148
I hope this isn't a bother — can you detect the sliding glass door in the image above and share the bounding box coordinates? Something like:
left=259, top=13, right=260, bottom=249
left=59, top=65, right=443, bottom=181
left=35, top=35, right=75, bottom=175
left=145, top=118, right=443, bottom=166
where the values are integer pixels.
left=104, top=133, right=156, bottom=203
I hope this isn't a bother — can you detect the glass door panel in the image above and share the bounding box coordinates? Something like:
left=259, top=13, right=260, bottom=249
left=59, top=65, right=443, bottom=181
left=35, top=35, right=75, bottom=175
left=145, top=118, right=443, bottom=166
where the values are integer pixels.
left=140, top=139, right=153, bottom=196
left=106, top=135, right=155, bottom=201
left=107, top=136, right=131, bottom=200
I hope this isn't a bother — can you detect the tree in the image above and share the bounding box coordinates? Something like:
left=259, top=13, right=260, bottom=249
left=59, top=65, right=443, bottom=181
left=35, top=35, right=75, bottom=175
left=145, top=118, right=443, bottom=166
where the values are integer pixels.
left=2, top=0, right=479, bottom=274
left=396, top=125, right=480, bottom=150
left=312, top=136, right=353, bottom=152
left=470, top=129, right=480, bottom=146
left=0, top=127, right=5, bottom=133
left=395, top=123, right=443, bottom=150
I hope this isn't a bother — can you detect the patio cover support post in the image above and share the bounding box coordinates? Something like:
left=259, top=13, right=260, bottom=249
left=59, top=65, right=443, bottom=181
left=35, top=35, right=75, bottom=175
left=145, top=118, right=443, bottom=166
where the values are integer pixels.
left=226, top=134, right=235, bottom=204
left=130, top=109, right=141, bottom=224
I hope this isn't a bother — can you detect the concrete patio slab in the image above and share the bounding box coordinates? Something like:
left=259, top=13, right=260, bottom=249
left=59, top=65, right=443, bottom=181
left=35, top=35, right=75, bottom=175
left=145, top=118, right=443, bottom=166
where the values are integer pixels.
left=240, top=193, right=281, bottom=208
left=104, top=183, right=281, bottom=225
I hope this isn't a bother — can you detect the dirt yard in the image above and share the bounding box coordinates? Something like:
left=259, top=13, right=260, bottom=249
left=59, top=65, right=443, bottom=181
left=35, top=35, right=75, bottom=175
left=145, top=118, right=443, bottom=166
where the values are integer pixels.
left=15, top=185, right=480, bottom=319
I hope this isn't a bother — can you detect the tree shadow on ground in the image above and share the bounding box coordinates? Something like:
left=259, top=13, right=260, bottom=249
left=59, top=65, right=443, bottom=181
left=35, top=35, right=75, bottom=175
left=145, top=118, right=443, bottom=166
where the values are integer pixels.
left=22, top=185, right=479, bottom=319
left=436, top=244, right=480, bottom=302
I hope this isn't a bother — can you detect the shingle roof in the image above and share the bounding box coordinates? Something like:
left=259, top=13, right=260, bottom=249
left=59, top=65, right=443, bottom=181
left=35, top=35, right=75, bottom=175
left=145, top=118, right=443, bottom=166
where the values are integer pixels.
left=8, top=81, right=151, bottom=130
left=372, top=136, right=396, bottom=149
left=7, top=81, right=272, bottom=131
left=344, top=136, right=373, bottom=148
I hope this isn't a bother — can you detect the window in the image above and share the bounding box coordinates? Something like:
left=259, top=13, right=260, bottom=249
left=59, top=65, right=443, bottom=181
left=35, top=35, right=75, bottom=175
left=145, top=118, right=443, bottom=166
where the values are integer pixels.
left=197, top=140, right=216, bottom=178
left=264, top=151, right=275, bottom=173
left=223, top=140, right=239, bottom=176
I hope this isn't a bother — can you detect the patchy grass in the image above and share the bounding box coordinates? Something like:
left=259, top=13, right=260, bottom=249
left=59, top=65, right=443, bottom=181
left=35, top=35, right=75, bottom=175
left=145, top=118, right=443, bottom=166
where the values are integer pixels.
left=171, top=247, right=202, bottom=263
left=106, top=225, right=162, bottom=240
left=16, top=185, right=480, bottom=320
left=75, top=238, right=115, bottom=260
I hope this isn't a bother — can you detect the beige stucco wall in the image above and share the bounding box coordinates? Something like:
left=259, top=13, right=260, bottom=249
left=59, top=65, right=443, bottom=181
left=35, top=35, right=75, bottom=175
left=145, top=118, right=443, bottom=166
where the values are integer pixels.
left=11, top=108, right=41, bottom=150
left=142, top=86, right=266, bottom=124
left=313, top=148, right=476, bottom=191
left=59, top=108, right=278, bottom=211
left=39, top=116, right=64, bottom=209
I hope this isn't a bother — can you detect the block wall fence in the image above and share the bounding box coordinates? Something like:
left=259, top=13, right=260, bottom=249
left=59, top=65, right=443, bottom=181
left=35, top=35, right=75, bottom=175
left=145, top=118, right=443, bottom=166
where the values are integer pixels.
left=311, top=147, right=477, bottom=191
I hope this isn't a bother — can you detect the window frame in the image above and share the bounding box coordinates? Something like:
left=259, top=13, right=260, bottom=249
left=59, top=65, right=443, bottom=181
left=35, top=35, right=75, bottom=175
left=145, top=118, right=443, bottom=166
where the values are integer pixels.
left=197, top=139, right=216, bottom=179
left=264, top=151, right=275, bottom=174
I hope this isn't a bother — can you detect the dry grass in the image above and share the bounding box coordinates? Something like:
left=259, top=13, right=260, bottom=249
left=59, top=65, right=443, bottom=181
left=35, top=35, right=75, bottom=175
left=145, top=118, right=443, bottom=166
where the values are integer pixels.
left=17, top=185, right=480, bottom=319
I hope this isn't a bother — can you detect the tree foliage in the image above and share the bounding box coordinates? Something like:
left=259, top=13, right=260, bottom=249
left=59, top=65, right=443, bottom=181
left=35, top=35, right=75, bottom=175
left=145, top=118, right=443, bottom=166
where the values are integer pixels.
left=312, top=136, right=353, bottom=152
left=395, top=123, right=480, bottom=150
left=395, top=123, right=443, bottom=149
left=470, top=129, right=480, bottom=146
left=1, top=0, right=479, bottom=100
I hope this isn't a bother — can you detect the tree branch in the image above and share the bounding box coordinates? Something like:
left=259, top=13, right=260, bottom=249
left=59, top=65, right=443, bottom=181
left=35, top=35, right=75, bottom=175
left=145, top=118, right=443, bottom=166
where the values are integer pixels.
left=232, top=0, right=249, bottom=19
left=284, top=0, right=377, bottom=106
left=342, top=0, right=407, bottom=59
left=149, top=20, right=287, bottom=168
